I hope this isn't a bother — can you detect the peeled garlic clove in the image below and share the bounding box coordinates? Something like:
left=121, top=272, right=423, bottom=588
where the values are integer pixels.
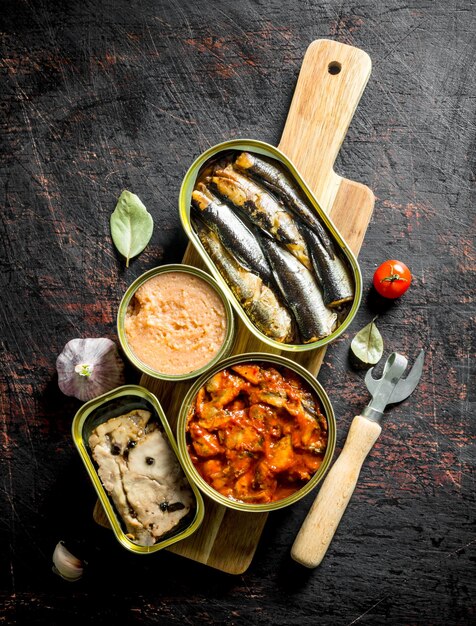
left=52, top=541, right=84, bottom=582
left=56, top=338, right=125, bottom=401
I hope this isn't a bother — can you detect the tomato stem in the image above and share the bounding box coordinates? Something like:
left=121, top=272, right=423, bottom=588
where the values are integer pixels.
left=381, top=274, right=407, bottom=283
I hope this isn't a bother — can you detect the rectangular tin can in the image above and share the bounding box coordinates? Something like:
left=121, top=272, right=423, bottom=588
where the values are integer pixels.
left=179, top=138, right=362, bottom=352
left=72, top=384, right=205, bottom=554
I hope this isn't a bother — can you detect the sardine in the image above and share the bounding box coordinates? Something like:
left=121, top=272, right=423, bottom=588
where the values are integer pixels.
left=210, top=164, right=312, bottom=270
left=303, top=226, right=354, bottom=308
left=235, top=151, right=334, bottom=253
left=260, top=237, right=337, bottom=343
left=191, top=184, right=273, bottom=286
left=194, top=219, right=296, bottom=344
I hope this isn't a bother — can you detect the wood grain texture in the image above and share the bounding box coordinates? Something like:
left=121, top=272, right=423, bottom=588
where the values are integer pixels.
left=279, top=39, right=373, bottom=213
left=1, top=0, right=475, bottom=624
left=93, top=39, right=374, bottom=574
left=291, top=415, right=382, bottom=568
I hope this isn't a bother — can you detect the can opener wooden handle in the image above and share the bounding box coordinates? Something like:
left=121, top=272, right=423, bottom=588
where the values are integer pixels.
left=291, top=350, right=425, bottom=568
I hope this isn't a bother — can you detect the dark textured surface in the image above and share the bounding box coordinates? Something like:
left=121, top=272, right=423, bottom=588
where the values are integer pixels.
left=1, top=1, right=475, bottom=624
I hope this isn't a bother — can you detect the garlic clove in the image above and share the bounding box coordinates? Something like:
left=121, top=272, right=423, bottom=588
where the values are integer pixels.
left=52, top=541, right=84, bottom=582
left=56, top=338, right=125, bottom=401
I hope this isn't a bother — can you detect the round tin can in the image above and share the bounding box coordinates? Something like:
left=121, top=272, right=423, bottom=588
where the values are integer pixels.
left=72, top=384, right=205, bottom=554
left=179, top=138, right=362, bottom=352
left=176, top=352, right=336, bottom=513
left=117, top=264, right=235, bottom=381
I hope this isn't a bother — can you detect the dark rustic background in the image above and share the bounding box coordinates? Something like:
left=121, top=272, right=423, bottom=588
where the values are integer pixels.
left=1, top=0, right=475, bottom=624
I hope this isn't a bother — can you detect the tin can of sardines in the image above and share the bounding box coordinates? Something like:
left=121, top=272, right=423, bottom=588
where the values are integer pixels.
left=176, top=352, right=336, bottom=513
left=72, top=385, right=205, bottom=554
left=179, top=139, right=362, bottom=352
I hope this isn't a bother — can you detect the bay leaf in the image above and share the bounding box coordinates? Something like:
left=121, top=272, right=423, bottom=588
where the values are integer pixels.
left=110, top=190, right=154, bottom=267
left=350, top=318, right=384, bottom=366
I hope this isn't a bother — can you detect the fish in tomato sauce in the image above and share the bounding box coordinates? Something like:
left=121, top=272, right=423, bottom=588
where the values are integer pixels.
left=186, top=363, right=328, bottom=504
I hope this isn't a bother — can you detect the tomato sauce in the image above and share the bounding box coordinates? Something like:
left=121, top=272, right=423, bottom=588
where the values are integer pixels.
left=186, top=363, right=328, bottom=504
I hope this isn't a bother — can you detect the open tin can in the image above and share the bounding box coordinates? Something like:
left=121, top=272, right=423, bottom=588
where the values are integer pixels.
left=179, top=138, right=362, bottom=352
left=72, top=384, right=205, bottom=554
left=117, top=264, right=235, bottom=381
left=176, top=352, right=336, bottom=513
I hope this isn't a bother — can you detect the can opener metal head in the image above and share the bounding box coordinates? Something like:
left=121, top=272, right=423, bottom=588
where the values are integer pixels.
left=362, top=349, right=425, bottom=423
left=291, top=349, right=425, bottom=568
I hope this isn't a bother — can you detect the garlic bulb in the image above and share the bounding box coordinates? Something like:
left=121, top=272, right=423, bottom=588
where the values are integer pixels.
left=52, top=541, right=84, bottom=582
left=56, top=338, right=125, bottom=401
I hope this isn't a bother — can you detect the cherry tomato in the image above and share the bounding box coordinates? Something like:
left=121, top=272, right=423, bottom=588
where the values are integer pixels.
left=373, top=260, right=412, bottom=299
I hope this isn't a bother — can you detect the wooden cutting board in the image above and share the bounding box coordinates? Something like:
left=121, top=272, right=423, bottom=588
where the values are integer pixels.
left=94, top=39, right=374, bottom=574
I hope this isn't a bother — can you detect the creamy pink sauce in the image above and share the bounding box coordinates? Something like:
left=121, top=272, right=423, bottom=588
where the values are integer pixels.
left=125, top=272, right=227, bottom=375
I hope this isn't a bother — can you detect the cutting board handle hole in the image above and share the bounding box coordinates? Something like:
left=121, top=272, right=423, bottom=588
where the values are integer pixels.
left=328, top=61, right=342, bottom=75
